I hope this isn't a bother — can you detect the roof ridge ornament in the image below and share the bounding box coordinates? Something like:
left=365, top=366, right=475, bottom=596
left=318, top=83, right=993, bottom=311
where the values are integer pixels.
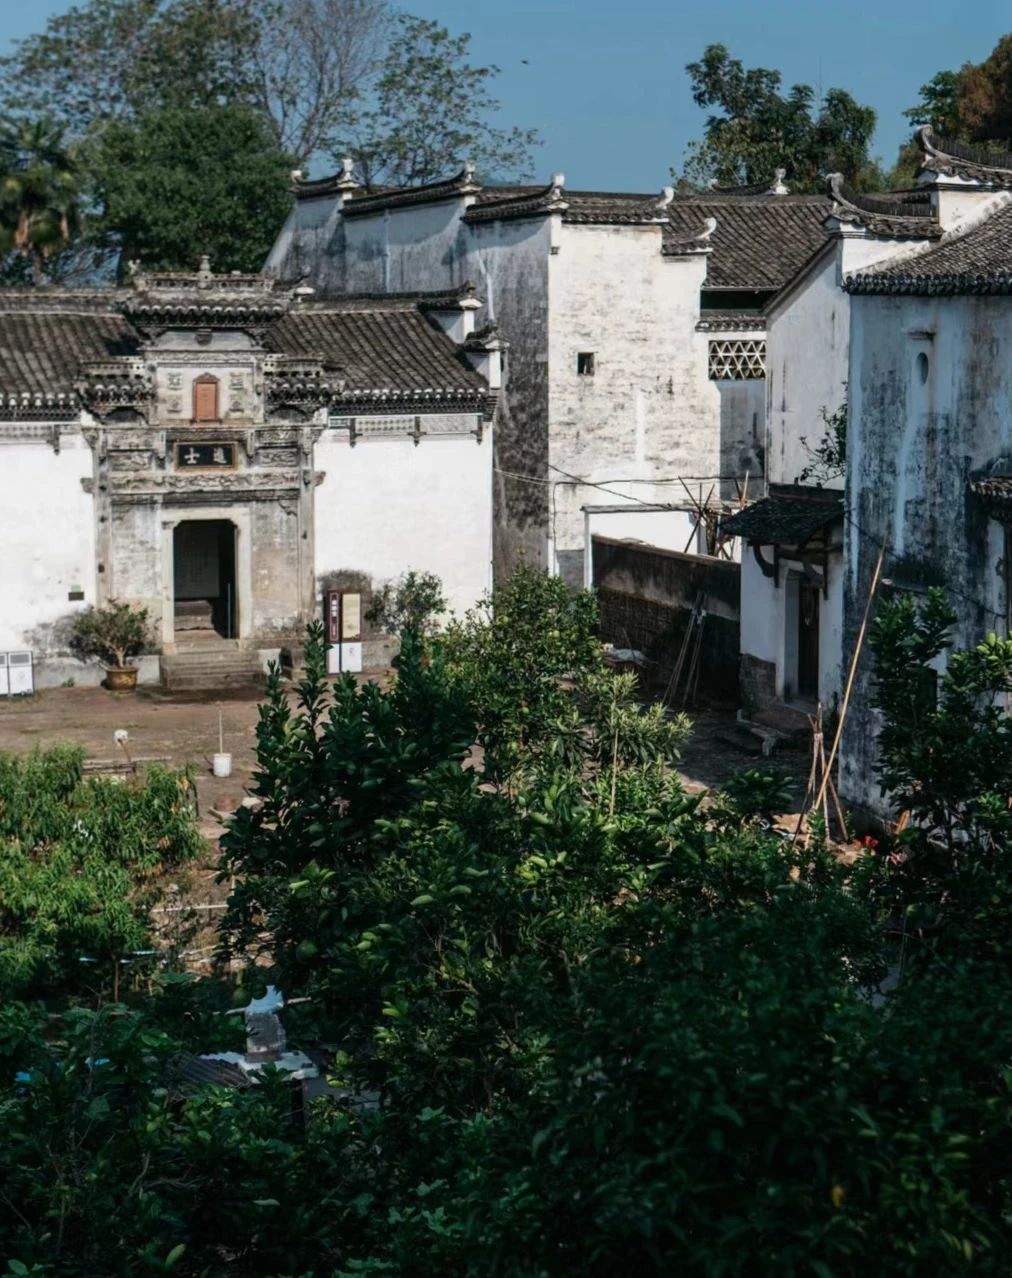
left=656, top=186, right=675, bottom=211
left=769, top=167, right=789, bottom=196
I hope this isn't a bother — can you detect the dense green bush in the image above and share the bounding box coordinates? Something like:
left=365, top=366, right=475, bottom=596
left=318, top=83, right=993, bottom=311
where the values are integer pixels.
left=0, top=746, right=202, bottom=996
left=1, top=575, right=1011, bottom=1274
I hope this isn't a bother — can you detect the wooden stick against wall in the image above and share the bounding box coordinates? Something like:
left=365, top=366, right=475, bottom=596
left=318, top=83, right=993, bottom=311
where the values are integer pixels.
left=812, top=545, right=887, bottom=821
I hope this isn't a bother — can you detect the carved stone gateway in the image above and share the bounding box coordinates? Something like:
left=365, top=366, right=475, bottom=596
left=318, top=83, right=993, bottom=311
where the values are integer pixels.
left=78, top=265, right=328, bottom=652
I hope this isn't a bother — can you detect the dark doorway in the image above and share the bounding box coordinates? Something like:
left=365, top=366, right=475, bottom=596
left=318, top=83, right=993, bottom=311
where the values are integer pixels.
left=797, top=578, right=820, bottom=700
left=173, top=520, right=236, bottom=639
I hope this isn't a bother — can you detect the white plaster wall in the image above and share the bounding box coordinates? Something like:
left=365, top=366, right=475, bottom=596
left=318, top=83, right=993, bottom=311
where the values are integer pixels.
left=547, top=224, right=713, bottom=585
left=739, top=548, right=786, bottom=685
left=587, top=508, right=697, bottom=555
left=739, top=549, right=843, bottom=706
left=314, top=430, right=493, bottom=618
left=0, top=433, right=96, bottom=653
left=766, top=235, right=934, bottom=491
left=842, top=291, right=1012, bottom=815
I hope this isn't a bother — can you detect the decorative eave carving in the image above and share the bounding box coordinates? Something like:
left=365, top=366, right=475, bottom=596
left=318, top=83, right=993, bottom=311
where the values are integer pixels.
left=661, top=217, right=717, bottom=257
left=262, top=354, right=345, bottom=409
left=825, top=173, right=941, bottom=240
left=0, top=391, right=80, bottom=421
left=918, top=126, right=1012, bottom=188
left=123, top=255, right=292, bottom=338
left=464, top=173, right=569, bottom=224
left=77, top=357, right=154, bottom=418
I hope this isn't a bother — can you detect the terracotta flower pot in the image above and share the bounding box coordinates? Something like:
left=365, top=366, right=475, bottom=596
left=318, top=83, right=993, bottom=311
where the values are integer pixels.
left=105, top=666, right=139, bottom=692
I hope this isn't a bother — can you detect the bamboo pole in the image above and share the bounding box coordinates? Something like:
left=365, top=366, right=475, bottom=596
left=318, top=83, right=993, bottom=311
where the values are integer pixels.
left=812, top=545, right=887, bottom=821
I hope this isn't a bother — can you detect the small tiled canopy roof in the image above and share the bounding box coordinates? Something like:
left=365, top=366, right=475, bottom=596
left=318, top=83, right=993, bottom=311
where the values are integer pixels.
left=271, top=296, right=487, bottom=395
left=969, top=475, right=1012, bottom=521
left=721, top=484, right=843, bottom=545
left=846, top=198, right=1012, bottom=295
left=665, top=195, right=832, bottom=290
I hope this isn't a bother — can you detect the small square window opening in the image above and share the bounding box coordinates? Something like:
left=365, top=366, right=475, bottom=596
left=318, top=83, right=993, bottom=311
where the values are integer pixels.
left=577, top=352, right=595, bottom=376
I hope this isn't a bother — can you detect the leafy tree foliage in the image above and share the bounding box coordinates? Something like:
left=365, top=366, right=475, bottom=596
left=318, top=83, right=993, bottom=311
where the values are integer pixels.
left=332, top=14, right=539, bottom=186
left=365, top=568, right=447, bottom=636
left=3, top=572, right=1012, bottom=1273
left=91, top=103, right=293, bottom=273
left=0, top=0, right=389, bottom=164
left=0, top=746, right=202, bottom=997
left=907, top=35, right=1012, bottom=147
left=680, top=43, right=882, bottom=192
left=797, top=400, right=847, bottom=485
left=0, top=118, right=81, bottom=283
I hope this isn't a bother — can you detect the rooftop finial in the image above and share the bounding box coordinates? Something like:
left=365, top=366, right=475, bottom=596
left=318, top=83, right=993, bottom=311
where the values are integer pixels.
left=768, top=167, right=789, bottom=195
left=463, top=158, right=476, bottom=184
left=197, top=254, right=212, bottom=283
left=656, top=185, right=675, bottom=210
left=550, top=172, right=566, bottom=200
left=335, top=156, right=358, bottom=191
left=697, top=217, right=717, bottom=242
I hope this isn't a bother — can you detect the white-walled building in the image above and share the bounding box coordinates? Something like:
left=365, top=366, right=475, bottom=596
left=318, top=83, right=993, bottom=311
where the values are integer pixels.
left=723, top=177, right=942, bottom=718
left=267, top=166, right=832, bottom=586
left=839, top=131, right=1012, bottom=817
left=0, top=263, right=498, bottom=687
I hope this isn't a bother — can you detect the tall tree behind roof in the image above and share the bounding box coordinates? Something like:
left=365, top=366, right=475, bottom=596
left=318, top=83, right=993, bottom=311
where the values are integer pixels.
left=0, top=118, right=81, bottom=285
left=895, top=35, right=1012, bottom=185
left=329, top=14, right=541, bottom=188
left=679, top=43, right=882, bottom=193
left=0, top=0, right=389, bottom=166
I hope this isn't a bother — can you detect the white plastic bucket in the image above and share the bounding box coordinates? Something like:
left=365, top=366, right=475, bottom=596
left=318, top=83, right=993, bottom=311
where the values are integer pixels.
left=212, top=751, right=233, bottom=778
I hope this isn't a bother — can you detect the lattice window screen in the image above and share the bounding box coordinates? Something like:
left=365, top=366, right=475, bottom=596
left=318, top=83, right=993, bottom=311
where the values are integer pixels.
left=708, top=339, right=766, bottom=380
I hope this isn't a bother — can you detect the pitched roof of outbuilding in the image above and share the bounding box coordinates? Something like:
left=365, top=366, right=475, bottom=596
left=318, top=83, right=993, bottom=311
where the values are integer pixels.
left=721, top=484, right=843, bottom=544
left=845, top=197, right=1012, bottom=295
left=271, top=296, right=487, bottom=395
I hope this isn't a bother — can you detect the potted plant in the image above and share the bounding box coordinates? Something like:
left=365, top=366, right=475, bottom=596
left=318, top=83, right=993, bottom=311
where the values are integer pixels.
left=70, top=600, right=151, bottom=691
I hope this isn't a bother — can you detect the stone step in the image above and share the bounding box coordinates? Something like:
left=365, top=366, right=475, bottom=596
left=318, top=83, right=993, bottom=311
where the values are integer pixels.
left=163, top=653, right=260, bottom=670
left=162, top=671, right=266, bottom=692
left=161, top=646, right=265, bottom=692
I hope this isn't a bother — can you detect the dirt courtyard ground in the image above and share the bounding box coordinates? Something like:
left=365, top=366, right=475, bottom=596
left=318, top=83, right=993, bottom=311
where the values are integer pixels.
left=0, top=682, right=810, bottom=821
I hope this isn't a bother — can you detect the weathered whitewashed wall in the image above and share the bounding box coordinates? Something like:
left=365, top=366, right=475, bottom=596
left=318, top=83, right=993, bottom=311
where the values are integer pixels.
left=738, top=550, right=843, bottom=709
left=0, top=430, right=98, bottom=685
left=266, top=194, right=751, bottom=584
left=841, top=293, right=1012, bottom=816
left=765, top=235, right=932, bottom=491
left=547, top=224, right=713, bottom=585
left=314, top=428, right=493, bottom=618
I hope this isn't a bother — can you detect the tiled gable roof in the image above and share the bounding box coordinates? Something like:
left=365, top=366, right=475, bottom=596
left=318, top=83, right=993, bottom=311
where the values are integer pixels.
left=665, top=196, right=833, bottom=290
left=845, top=198, right=1012, bottom=295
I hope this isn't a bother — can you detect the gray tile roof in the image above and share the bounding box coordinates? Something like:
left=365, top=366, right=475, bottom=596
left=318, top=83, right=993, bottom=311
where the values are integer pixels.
left=665, top=195, right=832, bottom=291
left=721, top=483, right=843, bottom=544
left=272, top=297, right=487, bottom=396
left=0, top=294, right=138, bottom=413
left=845, top=199, right=1012, bottom=295
left=0, top=288, right=489, bottom=412
left=968, top=475, right=1012, bottom=521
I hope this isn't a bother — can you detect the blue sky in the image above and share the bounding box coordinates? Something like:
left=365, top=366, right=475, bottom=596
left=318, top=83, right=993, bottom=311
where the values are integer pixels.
left=2, top=0, right=1009, bottom=190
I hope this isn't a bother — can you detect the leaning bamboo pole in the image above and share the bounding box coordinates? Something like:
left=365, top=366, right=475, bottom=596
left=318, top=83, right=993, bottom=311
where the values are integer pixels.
left=812, top=545, right=887, bottom=821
